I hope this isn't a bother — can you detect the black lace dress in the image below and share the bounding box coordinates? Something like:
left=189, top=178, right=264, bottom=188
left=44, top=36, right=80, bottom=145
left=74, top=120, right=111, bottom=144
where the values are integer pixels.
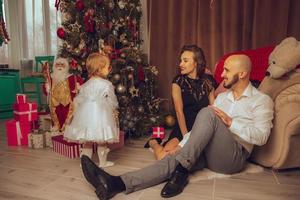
left=165, top=73, right=217, bottom=143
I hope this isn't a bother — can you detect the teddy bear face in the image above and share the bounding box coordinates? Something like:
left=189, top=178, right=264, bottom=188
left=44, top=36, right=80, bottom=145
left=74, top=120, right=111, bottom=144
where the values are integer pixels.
left=266, top=37, right=300, bottom=79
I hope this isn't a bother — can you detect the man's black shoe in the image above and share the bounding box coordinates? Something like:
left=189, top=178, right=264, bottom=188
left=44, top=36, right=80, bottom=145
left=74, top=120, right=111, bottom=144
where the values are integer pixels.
left=81, top=155, right=119, bottom=199
left=160, top=169, right=189, bottom=198
left=94, top=175, right=119, bottom=200
left=144, top=137, right=162, bottom=148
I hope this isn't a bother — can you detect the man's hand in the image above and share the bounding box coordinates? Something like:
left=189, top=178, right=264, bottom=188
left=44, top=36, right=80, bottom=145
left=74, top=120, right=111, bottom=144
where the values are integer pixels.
left=210, top=106, right=232, bottom=127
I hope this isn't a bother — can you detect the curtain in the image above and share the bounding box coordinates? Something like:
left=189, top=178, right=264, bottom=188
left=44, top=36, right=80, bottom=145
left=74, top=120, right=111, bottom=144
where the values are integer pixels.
left=3, top=0, right=60, bottom=68
left=148, top=0, right=300, bottom=110
left=0, top=0, right=8, bottom=64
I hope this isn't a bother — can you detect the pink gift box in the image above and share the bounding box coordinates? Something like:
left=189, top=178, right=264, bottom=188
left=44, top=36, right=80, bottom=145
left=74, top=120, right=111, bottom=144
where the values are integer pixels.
left=16, top=93, right=27, bottom=104
left=51, top=135, right=80, bottom=159
left=13, top=102, right=38, bottom=122
left=152, top=127, right=165, bottom=139
left=5, top=119, right=31, bottom=146
left=108, top=131, right=125, bottom=151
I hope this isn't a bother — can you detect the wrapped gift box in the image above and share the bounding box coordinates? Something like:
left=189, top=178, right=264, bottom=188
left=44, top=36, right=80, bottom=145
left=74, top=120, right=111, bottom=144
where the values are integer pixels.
left=38, top=114, right=52, bottom=131
left=152, top=127, right=165, bottom=139
left=13, top=102, right=38, bottom=122
left=108, top=131, right=125, bottom=151
left=45, top=131, right=62, bottom=147
left=52, top=135, right=80, bottom=159
left=28, top=132, right=45, bottom=149
left=16, top=93, right=27, bottom=104
left=5, top=119, right=31, bottom=146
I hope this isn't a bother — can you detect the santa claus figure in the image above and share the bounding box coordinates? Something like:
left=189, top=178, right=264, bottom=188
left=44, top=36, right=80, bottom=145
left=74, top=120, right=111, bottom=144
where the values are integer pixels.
left=43, top=58, right=83, bottom=132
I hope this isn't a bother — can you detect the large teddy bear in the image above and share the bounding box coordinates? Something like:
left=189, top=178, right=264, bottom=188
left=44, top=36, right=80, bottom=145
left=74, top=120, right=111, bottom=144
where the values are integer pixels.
left=265, top=37, right=300, bottom=79
left=251, top=37, right=300, bottom=169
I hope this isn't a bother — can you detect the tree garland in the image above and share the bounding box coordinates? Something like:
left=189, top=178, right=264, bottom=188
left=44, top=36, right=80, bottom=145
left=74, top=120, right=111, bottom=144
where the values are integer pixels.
left=0, top=0, right=10, bottom=46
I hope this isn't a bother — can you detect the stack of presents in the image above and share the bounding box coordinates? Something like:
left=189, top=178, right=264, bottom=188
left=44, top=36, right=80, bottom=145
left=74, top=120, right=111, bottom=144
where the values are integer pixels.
left=5, top=94, right=125, bottom=159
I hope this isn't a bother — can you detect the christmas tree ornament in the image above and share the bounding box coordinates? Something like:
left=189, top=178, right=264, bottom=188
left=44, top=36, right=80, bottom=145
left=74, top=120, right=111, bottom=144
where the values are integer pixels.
left=55, top=0, right=61, bottom=10
left=136, top=6, right=141, bottom=12
left=56, top=27, right=66, bottom=39
left=137, top=106, right=144, bottom=113
left=127, top=73, right=133, bottom=80
left=121, top=53, right=126, bottom=58
left=165, top=114, right=176, bottom=127
left=129, top=86, right=139, bottom=97
left=128, top=121, right=134, bottom=128
left=75, top=0, right=85, bottom=11
left=118, top=0, right=126, bottom=9
left=84, top=9, right=95, bottom=33
left=69, top=58, right=79, bottom=70
left=112, top=73, right=121, bottom=82
left=70, top=22, right=81, bottom=33
left=122, top=39, right=128, bottom=45
left=136, top=57, right=142, bottom=63
left=150, top=117, right=157, bottom=123
left=62, top=12, right=72, bottom=22
left=116, top=84, right=126, bottom=94
left=78, top=39, right=86, bottom=50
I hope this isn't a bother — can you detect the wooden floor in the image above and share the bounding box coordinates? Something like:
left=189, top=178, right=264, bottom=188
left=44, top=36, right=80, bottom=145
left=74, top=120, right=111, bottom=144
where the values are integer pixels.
left=1, top=119, right=300, bottom=200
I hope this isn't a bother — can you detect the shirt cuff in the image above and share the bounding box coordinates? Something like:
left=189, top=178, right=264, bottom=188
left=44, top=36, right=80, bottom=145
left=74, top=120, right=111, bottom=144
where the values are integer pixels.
left=229, top=119, right=242, bottom=136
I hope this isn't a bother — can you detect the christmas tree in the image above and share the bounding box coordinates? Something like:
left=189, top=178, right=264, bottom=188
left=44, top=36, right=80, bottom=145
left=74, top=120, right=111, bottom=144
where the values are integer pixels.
left=56, top=0, right=165, bottom=136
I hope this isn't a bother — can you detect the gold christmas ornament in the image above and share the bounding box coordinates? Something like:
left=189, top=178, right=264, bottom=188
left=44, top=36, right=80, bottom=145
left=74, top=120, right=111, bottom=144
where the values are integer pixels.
left=113, top=73, right=121, bottom=81
left=116, top=84, right=126, bottom=94
left=137, top=106, right=144, bottom=113
left=165, top=114, right=176, bottom=127
left=129, top=86, right=139, bottom=97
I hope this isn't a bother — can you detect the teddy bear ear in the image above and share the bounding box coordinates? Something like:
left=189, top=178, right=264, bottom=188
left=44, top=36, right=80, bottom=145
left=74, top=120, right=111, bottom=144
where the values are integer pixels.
left=278, top=37, right=297, bottom=47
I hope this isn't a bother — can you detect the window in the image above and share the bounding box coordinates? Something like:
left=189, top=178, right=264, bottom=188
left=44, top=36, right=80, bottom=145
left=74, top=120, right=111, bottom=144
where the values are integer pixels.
left=2, top=0, right=61, bottom=66
left=24, top=0, right=61, bottom=58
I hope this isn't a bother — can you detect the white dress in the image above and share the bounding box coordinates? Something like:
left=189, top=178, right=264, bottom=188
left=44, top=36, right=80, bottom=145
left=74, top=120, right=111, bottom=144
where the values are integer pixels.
left=64, top=77, right=119, bottom=143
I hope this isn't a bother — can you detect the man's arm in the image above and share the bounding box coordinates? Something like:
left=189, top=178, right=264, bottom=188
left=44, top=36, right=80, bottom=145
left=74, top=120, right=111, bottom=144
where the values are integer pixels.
left=229, top=95, right=274, bottom=146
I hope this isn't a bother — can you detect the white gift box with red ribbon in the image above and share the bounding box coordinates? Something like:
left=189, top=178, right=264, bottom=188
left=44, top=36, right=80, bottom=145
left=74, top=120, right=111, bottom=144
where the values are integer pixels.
left=16, top=93, right=27, bottom=104
left=13, top=102, right=38, bottom=122
left=152, top=127, right=165, bottom=139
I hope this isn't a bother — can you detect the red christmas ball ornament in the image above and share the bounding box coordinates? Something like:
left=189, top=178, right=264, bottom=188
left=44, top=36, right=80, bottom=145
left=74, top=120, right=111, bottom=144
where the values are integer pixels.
left=75, top=0, right=85, bottom=11
left=56, top=27, right=66, bottom=39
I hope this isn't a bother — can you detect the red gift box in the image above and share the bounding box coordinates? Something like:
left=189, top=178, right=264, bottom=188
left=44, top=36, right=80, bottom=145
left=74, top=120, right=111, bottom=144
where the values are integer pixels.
left=5, top=119, right=31, bottom=146
left=152, top=127, right=165, bottom=139
left=108, top=131, right=125, bottom=151
left=51, top=135, right=80, bottom=159
left=13, top=102, right=38, bottom=122
left=16, top=93, right=27, bottom=104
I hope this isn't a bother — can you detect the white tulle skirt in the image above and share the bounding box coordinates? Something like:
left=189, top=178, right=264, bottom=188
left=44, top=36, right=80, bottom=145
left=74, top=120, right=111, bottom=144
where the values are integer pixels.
left=64, top=99, right=119, bottom=144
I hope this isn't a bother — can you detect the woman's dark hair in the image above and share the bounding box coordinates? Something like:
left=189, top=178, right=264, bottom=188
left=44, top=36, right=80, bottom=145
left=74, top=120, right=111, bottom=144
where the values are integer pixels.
left=180, top=44, right=206, bottom=77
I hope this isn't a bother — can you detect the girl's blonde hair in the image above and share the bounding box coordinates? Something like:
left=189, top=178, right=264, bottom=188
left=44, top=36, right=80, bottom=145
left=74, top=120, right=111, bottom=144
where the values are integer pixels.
left=86, top=53, right=110, bottom=78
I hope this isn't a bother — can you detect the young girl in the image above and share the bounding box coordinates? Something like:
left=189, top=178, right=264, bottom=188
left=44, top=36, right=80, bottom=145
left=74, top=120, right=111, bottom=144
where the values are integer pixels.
left=64, top=53, right=119, bottom=168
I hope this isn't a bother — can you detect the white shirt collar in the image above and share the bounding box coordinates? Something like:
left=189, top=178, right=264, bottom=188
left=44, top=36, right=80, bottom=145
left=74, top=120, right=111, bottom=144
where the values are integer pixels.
left=226, top=83, right=253, bottom=102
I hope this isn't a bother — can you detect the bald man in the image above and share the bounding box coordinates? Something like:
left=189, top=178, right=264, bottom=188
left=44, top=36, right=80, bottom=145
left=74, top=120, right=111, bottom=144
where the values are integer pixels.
left=81, top=54, right=274, bottom=199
